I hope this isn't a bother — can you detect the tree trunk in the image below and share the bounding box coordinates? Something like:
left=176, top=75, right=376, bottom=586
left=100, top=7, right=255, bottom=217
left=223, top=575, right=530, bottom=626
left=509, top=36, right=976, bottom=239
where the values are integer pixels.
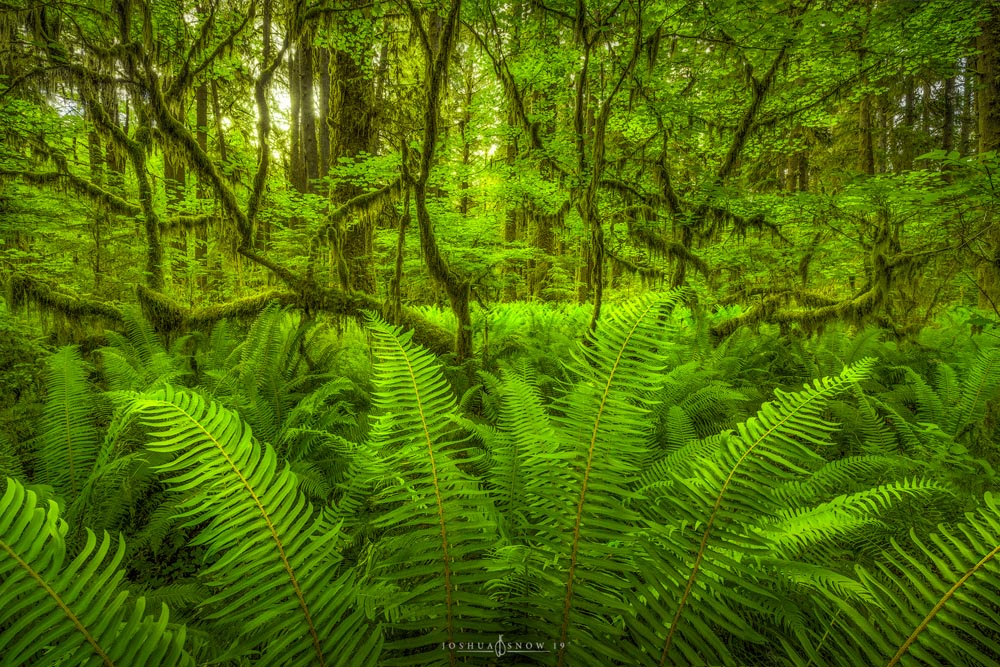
left=979, top=9, right=1000, bottom=154
left=300, top=38, right=319, bottom=188
left=978, top=3, right=1000, bottom=309
left=329, top=10, right=377, bottom=293
left=195, top=81, right=209, bottom=292
left=943, top=76, right=955, bottom=152
left=319, top=47, right=331, bottom=182
left=408, top=0, right=472, bottom=360
left=289, top=47, right=304, bottom=193
left=859, top=95, right=875, bottom=175
left=899, top=78, right=915, bottom=171
left=164, top=149, right=187, bottom=283
left=87, top=129, right=105, bottom=290
left=960, top=58, right=973, bottom=154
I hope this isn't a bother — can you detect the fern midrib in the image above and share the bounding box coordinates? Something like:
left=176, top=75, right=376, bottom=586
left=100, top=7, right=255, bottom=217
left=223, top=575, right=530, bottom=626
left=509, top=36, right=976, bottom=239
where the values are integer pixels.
left=152, top=400, right=326, bottom=667
left=660, top=384, right=835, bottom=666
left=0, top=537, right=114, bottom=667
left=61, top=364, right=78, bottom=498
left=558, top=301, right=656, bottom=667
left=387, top=336, right=456, bottom=665
left=886, top=542, right=1000, bottom=667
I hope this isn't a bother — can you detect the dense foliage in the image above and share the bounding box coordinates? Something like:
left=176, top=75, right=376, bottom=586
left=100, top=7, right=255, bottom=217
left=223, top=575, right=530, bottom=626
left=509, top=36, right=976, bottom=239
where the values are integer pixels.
left=3, top=0, right=1000, bottom=663
left=1, top=0, right=999, bottom=353
left=1, top=299, right=999, bottom=665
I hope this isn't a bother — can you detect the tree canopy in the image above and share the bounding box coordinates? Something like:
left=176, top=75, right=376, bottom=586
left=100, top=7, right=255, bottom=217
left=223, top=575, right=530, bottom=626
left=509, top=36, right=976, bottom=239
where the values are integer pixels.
left=1, top=0, right=998, bottom=356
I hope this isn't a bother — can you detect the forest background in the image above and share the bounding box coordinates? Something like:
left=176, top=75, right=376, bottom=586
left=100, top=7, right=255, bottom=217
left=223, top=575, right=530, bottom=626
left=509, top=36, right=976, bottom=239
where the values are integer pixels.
left=2, top=0, right=1000, bottom=665
left=2, top=0, right=1000, bottom=353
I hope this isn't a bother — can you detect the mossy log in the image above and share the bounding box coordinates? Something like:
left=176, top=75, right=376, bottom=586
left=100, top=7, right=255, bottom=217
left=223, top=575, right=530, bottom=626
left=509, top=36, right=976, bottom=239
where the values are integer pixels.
left=5, top=272, right=124, bottom=323
left=136, top=284, right=455, bottom=356
left=5, top=271, right=454, bottom=356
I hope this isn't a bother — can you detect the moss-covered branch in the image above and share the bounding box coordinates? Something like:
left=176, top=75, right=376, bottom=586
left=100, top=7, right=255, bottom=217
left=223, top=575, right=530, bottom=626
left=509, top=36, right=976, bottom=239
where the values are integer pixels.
left=135, top=283, right=455, bottom=355
left=0, top=169, right=140, bottom=217
left=5, top=272, right=124, bottom=323
left=627, top=223, right=711, bottom=279
left=314, top=177, right=402, bottom=245
left=5, top=270, right=454, bottom=355
left=710, top=287, right=896, bottom=339
left=160, top=214, right=217, bottom=231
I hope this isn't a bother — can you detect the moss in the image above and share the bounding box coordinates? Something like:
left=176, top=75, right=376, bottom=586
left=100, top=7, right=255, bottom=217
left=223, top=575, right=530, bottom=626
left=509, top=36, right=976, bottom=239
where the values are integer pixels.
left=129, top=283, right=456, bottom=356
left=187, top=290, right=296, bottom=328
left=5, top=271, right=123, bottom=323
left=135, top=284, right=185, bottom=333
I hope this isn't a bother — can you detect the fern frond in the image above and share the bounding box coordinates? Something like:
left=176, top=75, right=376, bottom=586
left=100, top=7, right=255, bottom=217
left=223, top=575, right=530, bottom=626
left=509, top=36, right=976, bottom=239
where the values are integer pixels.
left=763, top=479, right=951, bottom=559
left=488, top=293, right=684, bottom=666
left=364, top=315, right=500, bottom=665
left=0, top=432, right=23, bottom=481
left=100, top=308, right=187, bottom=391
left=490, top=373, right=555, bottom=523
left=934, top=361, right=960, bottom=410
left=130, top=387, right=380, bottom=667
left=804, top=492, right=1000, bottom=666
left=0, top=477, right=194, bottom=666
left=38, top=346, right=99, bottom=502
left=903, top=367, right=945, bottom=427
left=949, top=348, right=1000, bottom=439
left=634, top=358, right=876, bottom=666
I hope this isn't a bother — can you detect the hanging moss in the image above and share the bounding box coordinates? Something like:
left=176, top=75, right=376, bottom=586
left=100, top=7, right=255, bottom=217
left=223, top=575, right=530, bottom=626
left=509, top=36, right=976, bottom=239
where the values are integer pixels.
left=0, top=169, right=140, bottom=217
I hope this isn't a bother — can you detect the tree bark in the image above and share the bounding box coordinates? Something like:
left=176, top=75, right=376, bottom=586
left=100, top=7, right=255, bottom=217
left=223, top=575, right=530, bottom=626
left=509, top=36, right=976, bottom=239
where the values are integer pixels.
left=164, top=148, right=187, bottom=282
left=195, top=81, right=209, bottom=292
left=300, top=37, right=319, bottom=188
left=329, top=10, right=377, bottom=293
left=977, top=3, right=1000, bottom=309
left=405, top=0, right=472, bottom=360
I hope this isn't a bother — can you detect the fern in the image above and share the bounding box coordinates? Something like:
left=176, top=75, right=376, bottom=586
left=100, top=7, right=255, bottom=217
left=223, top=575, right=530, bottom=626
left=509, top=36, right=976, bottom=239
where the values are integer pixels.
left=632, top=359, right=877, bottom=666
left=0, top=431, right=23, bottom=481
left=0, top=477, right=194, bottom=666
left=363, top=315, right=500, bottom=665
left=99, top=308, right=188, bottom=391
left=949, top=348, right=1000, bottom=439
left=37, top=346, right=99, bottom=501
left=482, top=293, right=685, bottom=666
left=129, top=386, right=381, bottom=667
left=796, top=492, right=1000, bottom=666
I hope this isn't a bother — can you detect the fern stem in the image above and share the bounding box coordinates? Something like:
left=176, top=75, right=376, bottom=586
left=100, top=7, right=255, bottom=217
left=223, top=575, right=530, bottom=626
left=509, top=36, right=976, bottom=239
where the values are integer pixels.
left=806, top=609, right=840, bottom=667
left=886, top=543, right=1000, bottom=667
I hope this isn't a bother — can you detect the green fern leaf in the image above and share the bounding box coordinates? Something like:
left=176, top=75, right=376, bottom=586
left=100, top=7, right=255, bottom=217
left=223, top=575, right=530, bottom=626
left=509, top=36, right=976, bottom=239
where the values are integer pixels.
left=805, top=492, right=1000, bottom=666
left=364, top=315, right=500, bottom=665
left=949, top=348, right=1000, bottom=438
left=0, top=477, right=194, bottom=666
left=130, top=386, right=380, bottom=667
left=493, top=293, right=685, bottom=666
left=634, top=358, right=875, bottom=666
left=38, top=346, right=99, bottom=501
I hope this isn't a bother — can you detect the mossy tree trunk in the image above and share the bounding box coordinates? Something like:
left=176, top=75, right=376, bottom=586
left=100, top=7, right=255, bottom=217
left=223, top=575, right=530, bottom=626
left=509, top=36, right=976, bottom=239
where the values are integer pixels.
left=329, top=3, right=378, bottom=294
left=404, top=0, right=473, bottom=360
left=978, top=2, right=1000, bottom=311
